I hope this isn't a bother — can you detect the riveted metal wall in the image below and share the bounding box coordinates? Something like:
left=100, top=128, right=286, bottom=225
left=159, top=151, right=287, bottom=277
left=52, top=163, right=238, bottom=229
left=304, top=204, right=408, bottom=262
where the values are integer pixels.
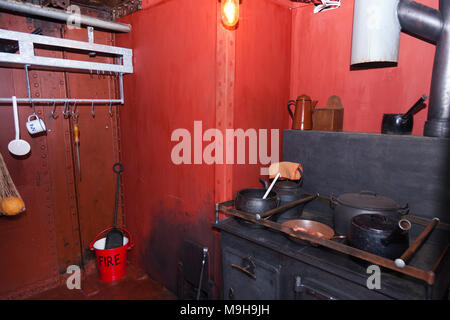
left=0, top=7, right=123, bottom=299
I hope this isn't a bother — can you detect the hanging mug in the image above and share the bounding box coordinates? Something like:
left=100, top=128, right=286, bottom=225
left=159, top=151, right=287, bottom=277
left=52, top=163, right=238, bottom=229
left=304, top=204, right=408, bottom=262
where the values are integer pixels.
left=26, top=114, right=46, bottom=135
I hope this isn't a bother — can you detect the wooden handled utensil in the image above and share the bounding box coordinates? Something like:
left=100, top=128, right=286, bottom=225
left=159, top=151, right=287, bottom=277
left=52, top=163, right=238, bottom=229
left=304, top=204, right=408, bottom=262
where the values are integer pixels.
left=395, top=217, right=440, bottom=268
left=73, top=120, right=81, bottom=180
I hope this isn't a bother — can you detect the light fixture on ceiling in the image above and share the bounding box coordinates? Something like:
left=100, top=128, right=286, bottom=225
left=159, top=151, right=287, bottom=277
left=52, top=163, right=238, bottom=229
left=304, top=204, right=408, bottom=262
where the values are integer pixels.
left=221, top=0, right=239, bottom=28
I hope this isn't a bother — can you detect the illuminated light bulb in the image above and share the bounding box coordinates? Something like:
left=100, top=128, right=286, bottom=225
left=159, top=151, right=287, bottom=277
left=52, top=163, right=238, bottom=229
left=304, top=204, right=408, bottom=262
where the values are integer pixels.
left=221, top=0, right=239, bottom=28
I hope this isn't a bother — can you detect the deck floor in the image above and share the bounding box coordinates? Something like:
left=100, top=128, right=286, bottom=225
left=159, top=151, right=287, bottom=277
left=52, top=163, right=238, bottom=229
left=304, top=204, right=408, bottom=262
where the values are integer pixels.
left=27, top=263, right=177, bottom=300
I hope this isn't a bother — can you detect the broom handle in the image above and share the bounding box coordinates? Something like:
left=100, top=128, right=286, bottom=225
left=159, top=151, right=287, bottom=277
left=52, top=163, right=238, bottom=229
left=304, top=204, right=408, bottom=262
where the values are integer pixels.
left=113, top=163, right=124, bottom=228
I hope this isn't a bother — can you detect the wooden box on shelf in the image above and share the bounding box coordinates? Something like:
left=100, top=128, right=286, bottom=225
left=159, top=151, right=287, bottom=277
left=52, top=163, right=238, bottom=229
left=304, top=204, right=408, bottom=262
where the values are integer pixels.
left=313, top=95, right=344, bottom=132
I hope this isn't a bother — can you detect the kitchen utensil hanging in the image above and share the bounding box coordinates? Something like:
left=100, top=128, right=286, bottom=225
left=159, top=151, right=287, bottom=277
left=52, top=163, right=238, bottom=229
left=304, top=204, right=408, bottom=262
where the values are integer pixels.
left=8, top=96, right=31, bottom=156
left=72, top=104, right=82, bottom=180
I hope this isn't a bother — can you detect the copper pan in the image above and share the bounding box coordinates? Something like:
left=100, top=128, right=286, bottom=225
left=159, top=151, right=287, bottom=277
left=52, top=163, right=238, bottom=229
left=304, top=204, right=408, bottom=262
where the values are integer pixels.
left=282, top=219, right=346, bottom=246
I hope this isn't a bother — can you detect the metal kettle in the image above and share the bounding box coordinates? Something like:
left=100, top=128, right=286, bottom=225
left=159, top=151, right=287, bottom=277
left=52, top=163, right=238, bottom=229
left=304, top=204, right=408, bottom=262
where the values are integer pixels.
left=288, top=95, right=318, bottom=130
left=259, top=174, right=308, bottom=223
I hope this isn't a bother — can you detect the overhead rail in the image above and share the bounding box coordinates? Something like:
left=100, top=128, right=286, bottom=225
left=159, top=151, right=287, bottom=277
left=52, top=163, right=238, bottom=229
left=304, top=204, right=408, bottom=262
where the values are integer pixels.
left=0, top=0, right=132, bottom=33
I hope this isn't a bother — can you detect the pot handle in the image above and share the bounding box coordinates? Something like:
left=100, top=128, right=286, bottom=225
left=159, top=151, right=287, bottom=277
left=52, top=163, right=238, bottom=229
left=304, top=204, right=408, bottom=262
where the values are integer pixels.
left=296, top=166, right=304, bottom=185
left=360, top=190, right=377, bottom=196
left=259, top=177, right=269, bottom=190
left=329, top=194, right=338, bottom=209
left=398, top=203, right=410, bottom=216
left=287, top=100, right=296, bottom=120
left=381, top=218, right=411, bottom=246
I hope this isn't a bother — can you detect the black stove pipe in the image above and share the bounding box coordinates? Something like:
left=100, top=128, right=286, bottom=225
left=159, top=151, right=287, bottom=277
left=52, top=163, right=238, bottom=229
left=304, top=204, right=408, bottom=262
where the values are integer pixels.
left=397, top=0, right=443, bottom=43
left=398, top=0, right=450, bottom=138
left=351, top=0, right=450, bottom=138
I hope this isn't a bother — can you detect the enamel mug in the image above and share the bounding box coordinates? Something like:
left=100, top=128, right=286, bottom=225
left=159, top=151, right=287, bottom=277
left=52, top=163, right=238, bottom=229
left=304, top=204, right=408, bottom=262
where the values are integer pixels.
left=26, top=114, right=46, bottom=135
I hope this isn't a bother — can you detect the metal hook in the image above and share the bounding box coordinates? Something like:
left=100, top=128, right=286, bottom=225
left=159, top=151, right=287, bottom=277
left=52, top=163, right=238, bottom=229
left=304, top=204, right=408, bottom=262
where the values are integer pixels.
left=71, top=101, right=79, bottom=119
left=24, top=64, right=36, bottom=115
left=109, top=101, right=113, bottom=117
left=63, top=101, right=71, bottom=118
left=51, top=101, right=58, bottom=119
left=91, top=101, right=95, bottom=118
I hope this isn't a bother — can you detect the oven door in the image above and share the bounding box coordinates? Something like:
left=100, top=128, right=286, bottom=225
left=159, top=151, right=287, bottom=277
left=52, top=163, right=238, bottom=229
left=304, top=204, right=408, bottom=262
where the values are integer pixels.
left=222, top=247, right=281, bottom=300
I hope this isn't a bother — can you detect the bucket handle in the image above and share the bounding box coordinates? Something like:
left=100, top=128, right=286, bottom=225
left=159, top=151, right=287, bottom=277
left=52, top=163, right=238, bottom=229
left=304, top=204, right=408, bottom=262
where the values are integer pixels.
left=89, top=227, right=134, bottom=251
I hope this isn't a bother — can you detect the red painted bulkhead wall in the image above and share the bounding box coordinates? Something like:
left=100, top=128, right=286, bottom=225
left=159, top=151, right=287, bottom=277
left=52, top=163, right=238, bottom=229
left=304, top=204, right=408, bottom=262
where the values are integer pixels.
left=116, top=0, right=218, bottom=294
left=290, top=0, right=438, bottom=135
left=232, top=0, right=292, bottom=192
left=116, top=0, right=292, bottom=296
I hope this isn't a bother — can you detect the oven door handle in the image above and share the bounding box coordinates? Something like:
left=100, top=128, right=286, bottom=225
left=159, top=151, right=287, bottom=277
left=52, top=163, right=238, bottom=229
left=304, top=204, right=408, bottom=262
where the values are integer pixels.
left=301, top=285, right=336, bottom=300
left=230, top=256, right=256, bottom=280
left=294, top=275, right=336, bottom=300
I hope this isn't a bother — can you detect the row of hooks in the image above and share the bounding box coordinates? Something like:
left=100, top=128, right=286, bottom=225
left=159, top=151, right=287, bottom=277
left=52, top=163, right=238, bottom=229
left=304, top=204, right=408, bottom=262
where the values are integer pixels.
left=0, top=64, right=124, bottom=118
left=50, top=100, right=114, bottom=119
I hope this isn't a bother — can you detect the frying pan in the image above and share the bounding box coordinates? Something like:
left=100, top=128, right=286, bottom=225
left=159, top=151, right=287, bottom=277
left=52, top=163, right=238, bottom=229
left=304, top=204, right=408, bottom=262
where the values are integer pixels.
left=282, top=219, right=345, bottom=246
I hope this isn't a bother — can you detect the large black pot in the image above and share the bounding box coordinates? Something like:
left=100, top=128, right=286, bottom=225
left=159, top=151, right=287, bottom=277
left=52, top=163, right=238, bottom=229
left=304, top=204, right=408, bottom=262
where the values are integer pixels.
left=235, top=188, right=280, bottom=227
left=330, top=190, right=409, bottom=236
left=259, top=177, right=308, bottom=223
left=348, top=214, right=411, bottom=260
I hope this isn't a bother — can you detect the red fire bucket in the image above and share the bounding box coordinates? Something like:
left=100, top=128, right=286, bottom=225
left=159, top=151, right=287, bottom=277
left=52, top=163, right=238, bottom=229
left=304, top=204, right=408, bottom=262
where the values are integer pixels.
left=89, top=227, right=134, bottom=282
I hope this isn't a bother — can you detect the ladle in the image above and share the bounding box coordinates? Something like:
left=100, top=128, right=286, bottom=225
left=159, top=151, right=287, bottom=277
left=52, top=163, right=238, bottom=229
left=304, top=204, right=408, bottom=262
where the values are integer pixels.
left=263, top=173, right=281, bottom=199
left=8, top=96, right=31, bottom=156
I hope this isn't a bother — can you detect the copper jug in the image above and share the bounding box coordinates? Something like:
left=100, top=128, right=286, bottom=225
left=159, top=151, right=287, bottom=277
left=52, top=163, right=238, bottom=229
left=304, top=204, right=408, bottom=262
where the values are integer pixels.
left=288, top=95, right=318, bottom=130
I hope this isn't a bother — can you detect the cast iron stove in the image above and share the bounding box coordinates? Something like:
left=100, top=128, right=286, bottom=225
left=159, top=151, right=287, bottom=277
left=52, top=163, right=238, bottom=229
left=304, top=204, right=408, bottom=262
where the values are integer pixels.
left=213, top=197, right=450, bottom=300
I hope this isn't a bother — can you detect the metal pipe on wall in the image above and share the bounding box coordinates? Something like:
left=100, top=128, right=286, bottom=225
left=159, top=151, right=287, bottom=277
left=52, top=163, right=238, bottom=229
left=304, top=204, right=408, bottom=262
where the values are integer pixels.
left=422, top=1, right=450, bottom=138
left=351, top=0, right=402, bottom=66
left=397, top=0, right=443, bottom=43
left=0, top=0, right=131, bottom=33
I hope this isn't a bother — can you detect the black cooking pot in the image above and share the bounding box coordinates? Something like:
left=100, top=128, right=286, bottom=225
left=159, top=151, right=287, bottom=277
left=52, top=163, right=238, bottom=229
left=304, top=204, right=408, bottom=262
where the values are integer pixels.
left=259, top=177, right=307, bottom=223
left=381, top=95, right=427, bottom=135
left=348, top=214, right=411, bottom=260
left=330, top=190, right=409, bottom=236
left=235, top=188, right=280, bottom=225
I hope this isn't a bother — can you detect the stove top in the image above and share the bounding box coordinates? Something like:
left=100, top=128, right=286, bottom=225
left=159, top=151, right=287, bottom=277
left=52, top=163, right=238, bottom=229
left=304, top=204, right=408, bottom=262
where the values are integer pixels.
left=214, top=200, right=450, bottom=299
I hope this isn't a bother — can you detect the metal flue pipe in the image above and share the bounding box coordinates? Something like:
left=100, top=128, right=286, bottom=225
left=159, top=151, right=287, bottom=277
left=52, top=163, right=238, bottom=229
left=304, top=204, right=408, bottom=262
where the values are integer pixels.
left=0, top=0, right=131, bottom=33
left=351, top=0, right=450, bottom=138
left=397, top=0, right=443, bottom=43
